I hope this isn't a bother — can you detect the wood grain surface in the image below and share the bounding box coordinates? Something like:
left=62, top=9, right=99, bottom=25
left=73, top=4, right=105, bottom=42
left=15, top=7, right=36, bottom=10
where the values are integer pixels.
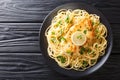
left=0, top=23, right=119, bottom=53
left=0, top=0, right=119, bottom=23
left=0, top=54, right=119, bottom=80
left=0, top=0, right=119, bottom=80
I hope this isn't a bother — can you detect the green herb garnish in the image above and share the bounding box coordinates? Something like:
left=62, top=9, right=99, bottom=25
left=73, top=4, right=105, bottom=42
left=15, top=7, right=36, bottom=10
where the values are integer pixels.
left=59, top=36, right=66, bottom=42
left=59, top=29, right=63, bottom=34
left=56, top=20, right=62, bottom=27
left=82, top=60, right=88, bottom=67
left=77, top=29, right=81, bottom=31
left=95, top=44, right=98, bottom=48
left=77, top=35, right=82, bottom=39
left=51, top=37, right=56, bottom=43
left=79, top=47, right=86, bottom=55
left=66, top=50, right=72, bottom=54
left=65, top=15, right=69, bottom=23
left=92, top=51, right=95, bottom=54
left=51, top=31, right=55, bottom=35
left=95, top=29, right=99, bottom=33
left=91, top=59, right=96, bottom=64
left=96, top=34, right=100, bottom=39
left=57, top=56, right=66, bottom=63
left=92, top=21, right=94, bottom=25
left=87, top=48, right=92, bottom=54
left=83, top=30, right=87, bottom=34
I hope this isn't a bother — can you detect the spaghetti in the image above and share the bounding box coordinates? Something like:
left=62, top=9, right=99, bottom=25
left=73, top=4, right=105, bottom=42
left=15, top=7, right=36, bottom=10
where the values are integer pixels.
left=45, top=9, right=107, bottom=71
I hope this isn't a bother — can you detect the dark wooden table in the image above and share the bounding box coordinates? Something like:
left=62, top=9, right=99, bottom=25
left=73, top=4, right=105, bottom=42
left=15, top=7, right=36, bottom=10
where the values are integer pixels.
left=0, top=0, right=119, bottom=80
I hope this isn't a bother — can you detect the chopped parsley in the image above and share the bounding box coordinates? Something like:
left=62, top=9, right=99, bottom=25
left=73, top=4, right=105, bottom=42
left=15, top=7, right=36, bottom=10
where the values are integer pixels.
left=82, top=60, right=88, bottom=67
left=66, top=50, right=72, bottom=54
left=92, top=51, right=95, bottom=54
left=92, top=21, right=95, bottom=26
left=59, top=36, right=66, bottom=42
left=79, top=47, right=86, bottom=55
left=95, top=29, right=99, bottom=33
left=96, top=34, right=100, bottom=39
left=51, top=37, right=56, bottom=43
left=95, top=44, right=98, bottom=48
left=59, top=29, right=63, bottom=34
left=65, top=15, right=70, bottom=23
left=87, top=48, right=92, bottom=54
left=51, top=31, right=55, bottom=35
left=77, top=29, right=81, bottom=31
left=57, top=56, right=66, bottom=63
left=83, top=30, right=87, bottom=34
left=91, top=59, right=96, bottom=64
left=79, top=47, right=92, bottom=54
left=77, top=35, right=82, bottom=39
left=56, top=20, right=62, bottom=27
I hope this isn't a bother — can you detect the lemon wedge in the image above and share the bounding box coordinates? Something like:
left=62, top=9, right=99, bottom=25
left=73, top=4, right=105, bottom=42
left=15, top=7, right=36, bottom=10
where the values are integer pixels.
left=71, top=31, right=86, bottom=46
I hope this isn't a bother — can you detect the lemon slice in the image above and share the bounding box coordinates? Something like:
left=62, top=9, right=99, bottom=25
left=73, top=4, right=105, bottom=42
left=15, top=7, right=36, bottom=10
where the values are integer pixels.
left=71, top=31, right=86, bottom=46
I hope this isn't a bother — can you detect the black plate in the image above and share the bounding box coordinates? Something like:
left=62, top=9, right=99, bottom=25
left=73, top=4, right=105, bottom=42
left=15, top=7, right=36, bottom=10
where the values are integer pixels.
left=39, top=3, right=113, bottom=77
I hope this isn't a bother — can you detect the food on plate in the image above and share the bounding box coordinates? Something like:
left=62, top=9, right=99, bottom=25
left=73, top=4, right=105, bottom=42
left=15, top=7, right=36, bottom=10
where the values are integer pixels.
left=45, top=9, right=107, bottom=71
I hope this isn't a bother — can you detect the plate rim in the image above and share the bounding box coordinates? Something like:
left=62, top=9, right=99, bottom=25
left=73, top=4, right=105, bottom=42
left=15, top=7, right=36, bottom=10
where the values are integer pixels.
left=39, top=2, right=113, bottom=77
